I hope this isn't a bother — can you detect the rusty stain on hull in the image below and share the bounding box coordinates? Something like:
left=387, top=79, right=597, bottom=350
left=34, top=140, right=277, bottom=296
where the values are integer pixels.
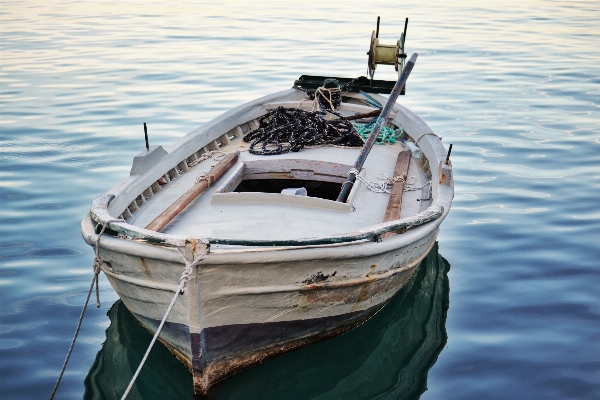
left=139, top=257, right=152, bottom=279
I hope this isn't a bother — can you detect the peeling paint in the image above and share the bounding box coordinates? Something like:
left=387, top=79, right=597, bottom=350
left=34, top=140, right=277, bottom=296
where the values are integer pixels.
left=302, top=271, right=331, bottom=285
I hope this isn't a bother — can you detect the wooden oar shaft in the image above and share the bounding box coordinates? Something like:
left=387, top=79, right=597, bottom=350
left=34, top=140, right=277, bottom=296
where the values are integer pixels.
left=336, top=53, right=418, bottom=203
left=145, top=151, right=239, bottom=232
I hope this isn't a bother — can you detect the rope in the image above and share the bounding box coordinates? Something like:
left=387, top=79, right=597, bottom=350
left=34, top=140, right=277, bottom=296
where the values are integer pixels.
left=189, top=150, right=231, bottom=184
left=195, top=168, right=216, bottom=185
left=344, top=167, right=433, bottom=195
left=49, top=219, right=123, bottom=400
left=354, top=124, right=403, bottom=145
left=312, top=87, right=340, bottom=112
left=187, top=150, right=229, bottom=168
left=120, top=248, right=207, bottom=400
left=346, top=168, right=416, bottom=194
left=415, top=132, right=442, bottom=144
left=243, top=106, right=363, bottom=156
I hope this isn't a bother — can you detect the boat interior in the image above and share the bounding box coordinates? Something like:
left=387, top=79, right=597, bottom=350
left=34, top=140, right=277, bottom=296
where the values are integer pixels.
left=116, top=92, right=435, bottom=243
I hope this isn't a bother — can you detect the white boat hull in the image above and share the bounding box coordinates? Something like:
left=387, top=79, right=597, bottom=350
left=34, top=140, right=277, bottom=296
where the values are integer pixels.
left=83, top=214, right=438, bottom=393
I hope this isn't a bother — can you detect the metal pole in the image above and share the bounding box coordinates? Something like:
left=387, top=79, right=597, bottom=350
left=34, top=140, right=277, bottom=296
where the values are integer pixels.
left=402, top=18, right=408, bottom=48
left=445, top=143, right=453, bottom=164
left=144, top=122, right=149, bottom=151
left=400, top=18, right=409, bottom=73
left=336, top=53, right=418, bottom=203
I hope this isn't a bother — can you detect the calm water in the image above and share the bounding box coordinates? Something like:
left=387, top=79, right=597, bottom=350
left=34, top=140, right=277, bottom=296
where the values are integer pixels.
left=1, top=1, right=599, bottom=399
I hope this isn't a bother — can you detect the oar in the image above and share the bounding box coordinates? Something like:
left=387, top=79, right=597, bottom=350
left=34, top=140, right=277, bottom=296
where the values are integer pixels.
left=336, top=53, right=418, bottom=203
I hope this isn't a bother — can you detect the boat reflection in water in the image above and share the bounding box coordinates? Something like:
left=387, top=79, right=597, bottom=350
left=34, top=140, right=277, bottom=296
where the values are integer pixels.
left=84, top=243, right=450, bottom=400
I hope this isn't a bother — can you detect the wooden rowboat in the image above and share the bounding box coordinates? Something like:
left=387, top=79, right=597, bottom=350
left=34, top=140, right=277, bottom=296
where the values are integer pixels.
left=81, top=26, right=453, bottom=393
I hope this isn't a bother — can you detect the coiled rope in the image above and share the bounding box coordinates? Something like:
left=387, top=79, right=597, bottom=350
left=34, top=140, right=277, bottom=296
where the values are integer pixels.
left=49, top=219, right=123, bottom=400
left=243, top=106, right=363, bottom=155
left=120, top=248, right=207, bottom=400
left=354, top=124, right=404, bottom=145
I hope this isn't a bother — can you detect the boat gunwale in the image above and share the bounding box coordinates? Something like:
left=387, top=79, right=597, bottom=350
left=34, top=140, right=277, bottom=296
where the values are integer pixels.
left=82, top=210, right=441, bottom=264
left=89, top=193, right=443, bottom=247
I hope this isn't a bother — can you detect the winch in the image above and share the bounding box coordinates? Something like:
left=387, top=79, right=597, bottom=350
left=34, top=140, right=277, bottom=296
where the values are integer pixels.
left=293, top=16, right=410, bottom=95
left=367, top=17, right=409, bottom=79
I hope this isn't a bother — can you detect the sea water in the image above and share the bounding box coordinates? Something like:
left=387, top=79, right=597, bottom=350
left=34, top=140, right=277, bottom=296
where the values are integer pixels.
left=1, top=1, right=599, bottom=399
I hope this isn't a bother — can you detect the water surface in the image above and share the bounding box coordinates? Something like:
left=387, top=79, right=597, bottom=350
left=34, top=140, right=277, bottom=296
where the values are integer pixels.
left=1, top=1, right=599, bottom=399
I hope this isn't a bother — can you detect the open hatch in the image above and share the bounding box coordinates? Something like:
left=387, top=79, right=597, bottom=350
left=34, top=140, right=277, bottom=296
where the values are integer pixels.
left=212, top=159, right=364, bottom=212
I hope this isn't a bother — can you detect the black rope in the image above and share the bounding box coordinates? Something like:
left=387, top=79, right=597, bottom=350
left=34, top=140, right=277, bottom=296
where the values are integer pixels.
left=243, top=107, right=364, bottom=156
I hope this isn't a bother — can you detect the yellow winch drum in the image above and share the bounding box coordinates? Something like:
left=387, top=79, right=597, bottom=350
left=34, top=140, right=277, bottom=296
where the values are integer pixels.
left=367, top=17, right=408, bottom=79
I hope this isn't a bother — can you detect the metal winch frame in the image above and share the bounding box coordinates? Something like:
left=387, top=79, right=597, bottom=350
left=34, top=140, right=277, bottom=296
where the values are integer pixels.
left=367, top=17, right=409, bottom=80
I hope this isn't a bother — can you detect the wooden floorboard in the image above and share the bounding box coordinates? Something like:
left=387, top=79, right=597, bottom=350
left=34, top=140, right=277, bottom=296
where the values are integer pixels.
left=382, top=150, right=411, bottom=238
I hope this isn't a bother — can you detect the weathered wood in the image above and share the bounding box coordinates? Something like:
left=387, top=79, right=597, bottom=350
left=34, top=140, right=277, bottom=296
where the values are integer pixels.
left=382, top=150, right=411, bottom=238
left=145, top=152, right=240, bottom=232
left=346, top=109, right=381, bottom=121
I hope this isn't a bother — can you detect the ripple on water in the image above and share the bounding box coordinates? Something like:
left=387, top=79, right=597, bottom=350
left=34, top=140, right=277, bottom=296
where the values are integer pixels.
left=1, top=1, right=599, bottom=399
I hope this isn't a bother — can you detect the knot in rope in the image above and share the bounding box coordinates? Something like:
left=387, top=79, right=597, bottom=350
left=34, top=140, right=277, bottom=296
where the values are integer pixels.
left=354, top=124, right=403, bottom=145
left=195, top=171, right=213, bottom=185
left=346, top=168, right=420, bottom=194
left=177, top=249, right=207, bottom=285
left=92, top=256, right=103, bottom=275
left=379, top=172, right=408, bottom=186
left=180, top=262, right=194, bottom=286
left=191, top=151, right=230, bottom=184
left=312, top=86, right=341, bottom=112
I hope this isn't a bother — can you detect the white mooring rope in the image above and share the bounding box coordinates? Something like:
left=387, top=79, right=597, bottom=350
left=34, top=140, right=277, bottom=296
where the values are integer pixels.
left=120, top=248, right=207, bottom=400
left=49, top=219, right=123, bottom=400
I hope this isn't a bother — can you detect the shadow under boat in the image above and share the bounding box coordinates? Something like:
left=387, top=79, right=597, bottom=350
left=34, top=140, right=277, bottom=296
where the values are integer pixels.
left=84, top=242, right=450, bottom=400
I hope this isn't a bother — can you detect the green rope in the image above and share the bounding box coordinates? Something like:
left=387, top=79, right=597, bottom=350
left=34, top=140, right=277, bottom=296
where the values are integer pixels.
left=354, top=123, right=404, bottom=145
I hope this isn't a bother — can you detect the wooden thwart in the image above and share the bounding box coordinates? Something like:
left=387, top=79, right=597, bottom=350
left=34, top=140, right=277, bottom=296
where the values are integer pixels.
left=382, top=150, right=411, bottom=238
left=146, top=151, right=240, bottom=232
